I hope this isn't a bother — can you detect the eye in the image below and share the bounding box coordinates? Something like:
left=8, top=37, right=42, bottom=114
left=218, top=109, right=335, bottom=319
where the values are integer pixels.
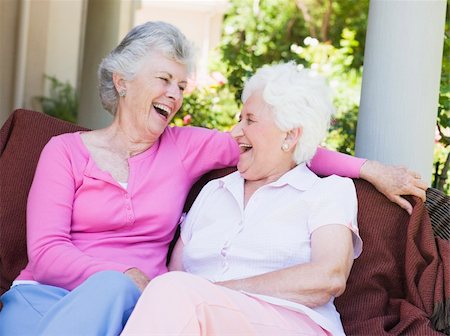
left=157, top=77, right=169, bottom=83
left=247, top=118, right=255, bottom=124
left=178, top=85, right=186, bottom=92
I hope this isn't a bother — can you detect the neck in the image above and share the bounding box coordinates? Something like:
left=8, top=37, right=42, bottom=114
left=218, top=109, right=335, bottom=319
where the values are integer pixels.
left=103, top=120, right=158, bottom=158
left=243, top=162, right=297, bottom=207
left=244, top=172, right=284, bottom=190
left=244, top=160, right=297, bottom=187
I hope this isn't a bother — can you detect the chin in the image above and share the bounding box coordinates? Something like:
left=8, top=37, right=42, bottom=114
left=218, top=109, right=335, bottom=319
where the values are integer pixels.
left=237, top=169, right=251, bottom=180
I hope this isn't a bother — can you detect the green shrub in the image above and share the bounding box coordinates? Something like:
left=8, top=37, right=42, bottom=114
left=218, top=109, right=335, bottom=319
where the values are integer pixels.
left=35, top=75, right=78, bottom=123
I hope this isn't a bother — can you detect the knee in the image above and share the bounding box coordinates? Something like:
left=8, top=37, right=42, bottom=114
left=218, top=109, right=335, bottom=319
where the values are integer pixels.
left=145, top=272, right=207, bottom=300
left=82, top=270, right=139, bottom=295
left=137, top=272, right=203, bottom=313
left=150, top=271, right=197, bottom=289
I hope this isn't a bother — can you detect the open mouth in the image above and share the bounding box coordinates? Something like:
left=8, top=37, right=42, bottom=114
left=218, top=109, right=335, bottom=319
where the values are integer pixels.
left=153, top=103, right=171, bottom=120
left=239, top=143, right=252, bottom=154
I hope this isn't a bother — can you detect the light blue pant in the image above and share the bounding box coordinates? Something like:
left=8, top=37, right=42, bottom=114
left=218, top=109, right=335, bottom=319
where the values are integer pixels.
left=0, top=270, right=141, bottom=336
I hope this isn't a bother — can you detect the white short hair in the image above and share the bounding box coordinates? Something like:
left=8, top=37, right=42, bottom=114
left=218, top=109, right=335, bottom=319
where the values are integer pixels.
left=242, top=62, right=334, bottom=164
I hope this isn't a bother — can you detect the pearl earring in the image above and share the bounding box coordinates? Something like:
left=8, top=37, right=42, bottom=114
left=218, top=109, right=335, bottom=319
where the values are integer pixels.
left=119, top=89, right=127, bottom=97
left=281, top=142, right=289, bottom=152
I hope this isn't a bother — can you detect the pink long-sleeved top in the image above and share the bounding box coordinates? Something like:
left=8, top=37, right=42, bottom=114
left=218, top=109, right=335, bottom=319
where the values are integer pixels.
left=16, top=126, right=364, bottom=290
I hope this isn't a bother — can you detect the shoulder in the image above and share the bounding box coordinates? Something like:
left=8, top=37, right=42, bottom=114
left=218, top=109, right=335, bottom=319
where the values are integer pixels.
left=304, top=175, right=357, bottom=214
left=196, top=175, right=226, bottom=198
left=49, top=131, right=79, bottom=143
left=39, top=132, right=89, bottom=170
left=310, top=175, right=356, bottom=197
left=305, top=175, right=358, bottom=237
left=34, top=132, right=85, bottom=176
left=43, top=132, right=81, bottom=153
left=191, top=171, right=239, bottom=206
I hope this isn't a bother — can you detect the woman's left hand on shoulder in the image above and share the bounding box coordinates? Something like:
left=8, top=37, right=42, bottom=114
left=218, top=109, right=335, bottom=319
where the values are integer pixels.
left=360, top=160, right=428, bottom=215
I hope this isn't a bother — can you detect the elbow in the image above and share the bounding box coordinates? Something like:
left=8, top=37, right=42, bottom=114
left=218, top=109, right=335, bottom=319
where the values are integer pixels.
left=310, top=268, right=348, bottom=307
left=306, top=293, right=334, bottom=308
left=324, top=269, right=348, bottom=299
left=309, top=280, right=346, bottom=308
left=28, top=254, right=50, bottom=283
left=322, top=257, right=352, bottom=299
left=300, top=274, right=348, bottom=308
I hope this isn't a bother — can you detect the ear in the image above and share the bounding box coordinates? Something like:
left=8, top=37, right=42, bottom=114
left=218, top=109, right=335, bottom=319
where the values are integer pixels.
left=285, top=127, right=302, bottom=148
left=112, top=72, right=126, bottom=93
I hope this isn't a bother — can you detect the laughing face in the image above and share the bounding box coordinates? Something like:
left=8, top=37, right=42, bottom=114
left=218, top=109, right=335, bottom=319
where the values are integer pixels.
left=231, top=90, right=296, bottom=182
left=116, top=52, right=188, bottom=140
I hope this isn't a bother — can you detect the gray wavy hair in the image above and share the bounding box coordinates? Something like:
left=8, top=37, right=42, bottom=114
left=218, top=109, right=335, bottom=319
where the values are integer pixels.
left=98, top=21, right=195, bottom=115
left=242, top=62, right=335, bottom=164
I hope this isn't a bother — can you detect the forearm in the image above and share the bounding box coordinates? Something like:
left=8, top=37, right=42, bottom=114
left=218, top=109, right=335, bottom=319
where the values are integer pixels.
left=215, top=263, right=347, bottom=308
left=309, top=147, right=366, bottom=178
left=29, top=242, right=131, bottom=290
left=216, top=224, right=355, bottom=308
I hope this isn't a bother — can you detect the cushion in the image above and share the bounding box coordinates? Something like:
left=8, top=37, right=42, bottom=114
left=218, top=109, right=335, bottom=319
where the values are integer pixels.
left=0, top=109, right=88, bottom=294
left=1, top=109, right=448, bottom=335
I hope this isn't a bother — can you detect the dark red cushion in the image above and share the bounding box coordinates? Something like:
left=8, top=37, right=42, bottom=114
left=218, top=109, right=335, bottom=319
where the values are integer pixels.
left=0, top=109, right=88, bottom=294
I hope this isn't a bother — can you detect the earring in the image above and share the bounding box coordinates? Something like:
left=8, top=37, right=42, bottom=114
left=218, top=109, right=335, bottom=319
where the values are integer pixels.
left=119, top=89, right=126, bottom=97
left=281, top=142, right=289, bottom=152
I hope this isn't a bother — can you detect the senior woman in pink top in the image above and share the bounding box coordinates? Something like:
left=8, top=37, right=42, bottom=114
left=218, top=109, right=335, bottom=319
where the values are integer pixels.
left=122, top=62, right=363, bottom=336
left=0, top=21, right=426, bottom=335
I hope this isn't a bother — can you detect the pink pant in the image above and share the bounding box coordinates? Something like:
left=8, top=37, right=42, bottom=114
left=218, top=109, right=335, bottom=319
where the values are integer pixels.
left=122, top=272, right=329, bottom=335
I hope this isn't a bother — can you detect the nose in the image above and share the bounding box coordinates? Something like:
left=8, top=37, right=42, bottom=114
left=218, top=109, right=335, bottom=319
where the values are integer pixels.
left=167, top=83, right=182, bottom=101
left=230, top=122, right=243, bottom=139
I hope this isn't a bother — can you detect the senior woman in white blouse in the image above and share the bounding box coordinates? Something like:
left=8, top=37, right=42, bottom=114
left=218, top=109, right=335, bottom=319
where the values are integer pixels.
left=122, top=62, right=363, bottom=336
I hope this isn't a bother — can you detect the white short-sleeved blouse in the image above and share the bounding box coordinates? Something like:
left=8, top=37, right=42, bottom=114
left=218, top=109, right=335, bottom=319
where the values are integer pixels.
left=181, top=163, right=362, bottom=335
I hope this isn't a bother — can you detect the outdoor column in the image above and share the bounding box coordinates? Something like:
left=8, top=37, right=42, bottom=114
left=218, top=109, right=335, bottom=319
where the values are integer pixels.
left=0, top=0, right=20, bottom=125
left=355, top=0, right=446, bottom=185
left=77, top=0, right=134, bottom=129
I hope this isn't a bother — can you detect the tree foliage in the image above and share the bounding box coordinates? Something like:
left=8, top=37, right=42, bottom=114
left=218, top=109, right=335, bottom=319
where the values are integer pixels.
left=178, top=0, right=448, bottom=193
left=34, top=0, right=446, bottom=193
left=434, top=23, right=450, bottom=193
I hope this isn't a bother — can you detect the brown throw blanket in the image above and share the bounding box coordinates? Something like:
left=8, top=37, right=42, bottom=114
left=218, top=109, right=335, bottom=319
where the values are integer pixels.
left=427, top=188, right=450, bottom=335
left=335, top=180, right=450, bottom=335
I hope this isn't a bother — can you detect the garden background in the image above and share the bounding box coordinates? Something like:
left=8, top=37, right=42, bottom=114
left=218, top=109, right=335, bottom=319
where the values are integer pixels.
left=39, top=0, right=449, bottom=194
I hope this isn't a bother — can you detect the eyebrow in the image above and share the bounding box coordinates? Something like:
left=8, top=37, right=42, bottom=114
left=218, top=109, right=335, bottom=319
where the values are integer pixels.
left=156, top=71, right=187, bottom=84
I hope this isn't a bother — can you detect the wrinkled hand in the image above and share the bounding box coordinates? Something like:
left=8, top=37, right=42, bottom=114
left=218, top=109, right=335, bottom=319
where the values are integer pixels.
left=124, top=268, right=150, bottom=292
left=360, top=160, right=428, bottom=215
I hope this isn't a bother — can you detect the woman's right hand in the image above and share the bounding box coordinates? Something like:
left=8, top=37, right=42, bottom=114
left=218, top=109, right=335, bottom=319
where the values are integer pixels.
left=125, top=268, right=150, bottom=292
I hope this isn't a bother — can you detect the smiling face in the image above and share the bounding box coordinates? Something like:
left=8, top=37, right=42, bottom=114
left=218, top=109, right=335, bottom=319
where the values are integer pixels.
left=114, top=52, right=188, bottom=140
left=231, top=90, right=297, bottom=182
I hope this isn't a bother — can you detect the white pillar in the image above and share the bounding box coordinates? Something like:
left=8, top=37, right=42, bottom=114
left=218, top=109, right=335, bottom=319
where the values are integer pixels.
left=13, top=0, right=31, bottom=110
left=0, top=0, right=21, bottom=124
left=77, top=0, right=134, bottom=129
left=355, top=0, right=447, bottom=185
